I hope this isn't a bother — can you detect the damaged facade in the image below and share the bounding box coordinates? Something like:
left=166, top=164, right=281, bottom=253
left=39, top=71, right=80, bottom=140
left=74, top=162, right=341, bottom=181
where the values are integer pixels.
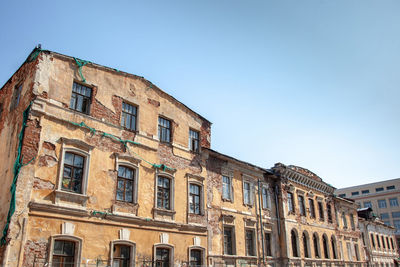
left=0, top=48, right=397, bottom=267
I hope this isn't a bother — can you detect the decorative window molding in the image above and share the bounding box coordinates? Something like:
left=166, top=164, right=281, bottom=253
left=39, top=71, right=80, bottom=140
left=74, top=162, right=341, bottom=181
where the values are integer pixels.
left=48, top=235, right=82, bottom=266
left=114, top=154, right=140, bottom=204
left=55, top=138, right=93, bottom=206
left=110, top=240, right=136, bottom=267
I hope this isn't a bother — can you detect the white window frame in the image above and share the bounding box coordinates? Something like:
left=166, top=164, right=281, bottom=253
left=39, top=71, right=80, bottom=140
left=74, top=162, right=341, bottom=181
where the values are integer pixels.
left=48, top=235, right=82, bottom=266
left=242, top=180, right=254, bottom=206
left=188, top=181, right=204, bottom=216
left=222, top=175, right=233, bottom=202
left=261, top=185, right=271, bottom=210
left=110, top=240, right=136, bottom=267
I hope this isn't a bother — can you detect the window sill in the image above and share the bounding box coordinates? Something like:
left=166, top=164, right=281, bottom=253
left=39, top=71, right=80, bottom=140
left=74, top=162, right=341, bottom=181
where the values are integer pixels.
left=153, top=207, right=176, bottom=221
left=222, top=198, right=233, bottom=203
left=54, top=190, right=89, bottom=206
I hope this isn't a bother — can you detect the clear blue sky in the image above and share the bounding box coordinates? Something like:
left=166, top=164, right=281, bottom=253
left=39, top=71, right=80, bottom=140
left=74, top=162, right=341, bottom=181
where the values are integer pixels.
left=1, top=0, right=399, bottom=188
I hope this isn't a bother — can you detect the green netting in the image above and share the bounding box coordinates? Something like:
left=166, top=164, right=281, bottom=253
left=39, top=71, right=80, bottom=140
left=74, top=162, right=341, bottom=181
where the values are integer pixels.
left=67, top=120, right=175, bottom=172
left=1, top=103, right=34, bottom=246
left=73, top=57, right=90, bottom=83
left=26, top=48, right=42, bottom=63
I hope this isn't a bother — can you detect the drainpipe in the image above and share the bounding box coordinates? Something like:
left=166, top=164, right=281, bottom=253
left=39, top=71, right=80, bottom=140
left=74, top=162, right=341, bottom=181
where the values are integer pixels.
left=257, top=179, right=265, bottom=265
left=274, top=183, right=281, bottom=235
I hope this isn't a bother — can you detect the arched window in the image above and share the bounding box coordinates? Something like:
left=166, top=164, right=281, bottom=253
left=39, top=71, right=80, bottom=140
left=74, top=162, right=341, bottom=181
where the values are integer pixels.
left=291, top=230, right=299, bottom=257
left=49, top=235, right=82, bottom=267
left=313, top=233, right=320, bottom=258
left=331, top=236, right=337, bottom=259
left=111, top=241, right=136, bottom=267
left=322, top=235, right=330, bottom=259
left=302, top=232, right=310, bottom=258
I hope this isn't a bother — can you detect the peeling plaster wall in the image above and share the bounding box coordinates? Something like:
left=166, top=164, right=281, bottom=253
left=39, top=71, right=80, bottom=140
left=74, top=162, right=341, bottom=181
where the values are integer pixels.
left=205, top=153, right=280, bottom=266
left=0, top=57, right=40, bottom=265
left=1, top=52, right=211, bottom=266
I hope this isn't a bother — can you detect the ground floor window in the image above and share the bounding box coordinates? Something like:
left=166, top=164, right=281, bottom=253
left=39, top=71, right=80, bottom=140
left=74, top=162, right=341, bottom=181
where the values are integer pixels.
left=189, top=249, right=202, bottom=267
left=156, top=248, right=170, bottom=267
left=52, top=240, right=75, bottom=267
left=113, top=245, right=131, bottom=267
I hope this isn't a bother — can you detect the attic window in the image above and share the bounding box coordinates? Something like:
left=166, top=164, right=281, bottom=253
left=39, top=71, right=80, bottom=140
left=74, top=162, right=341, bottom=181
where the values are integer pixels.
left=11, top=83, right=22, bottom=110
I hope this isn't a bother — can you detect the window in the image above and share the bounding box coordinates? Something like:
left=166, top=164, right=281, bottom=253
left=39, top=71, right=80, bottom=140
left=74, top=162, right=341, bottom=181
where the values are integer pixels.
left=113, top=245, right=131, bottom=267
left=376, top=234, right=381, bottom=248
left=245, top=229, right=255, bottom=256
left=121, top=102, right=137, bottom=131
left=265, top=233, right=272, bottom=256
left=350, top=214, right=355, bottom=230
left=346, top=243, right=353, bottom=261
left=378, top=199, right=387, bottom=208
left=387, top=185, right=395, bottom=190
left=327, top=204, right=332, bottom=223
left=223, top=227, right=234, bottom=255
left=331, top=237, right=337, bottom=259
left=386, top=237, right=390, bottom=250
left=262, top=187, right=270, bottom=209
left=351, top=191, right=359, bottom=196
left=318, top=202, right=324, bottom=221
left=189, top=249, right=202, bottom=267
left=298, top=195, right=306, bottom=216
left=52, top=240, right=76, bottom=266
left=222, top=176, right=232, bottom=201
left=342, top=212, right=348, bottom=229
left=393, top=220, right=400, bottom=232
left=322, top=235, right=329, bottom=259
left=381, top=213, right=389, bottom=220
left=62, top=152, right=85, bottom=194
left=156, top=248, right=170, bottom=267
left=376, top=187, right=384, bottom=192
left=291, top=230, right=298, bottom=257
left=189, top=184, right=201, bottom=215
left=313, top=234, right=320, bottom=258
left=354, top=244, right=360, bottom=261
left=157, top=176, right=171, bottom=210
left=390, top=238, right=395, bottom=250
left=309, top=198, right=315, bottom=218
left=392, top=211, right=400, bottom=218
left=70, top=82, right=92, bottom=114
left=243, top=181, right=252, bottom=205
left=370, top=234, right=375, bottom=248
left=361, top=189, right=370, bottom=194
left=158, top=117, right=171, bottom=143
left=11, top=83, right=22, bottom=110
left=381, top=236, right=386, bottom=249
left=303, top=232, right=310, bottom=258
left=389, top=198, right=399, bottom=207
left=287, top=192, right=294, bottom=213
left=363, top=201, right=372, bottom=208
left=189, top=129, right=200, bottom=153
left=338, top=193, right=346, bottom=198
left=116, top=166, right=135, bottom=203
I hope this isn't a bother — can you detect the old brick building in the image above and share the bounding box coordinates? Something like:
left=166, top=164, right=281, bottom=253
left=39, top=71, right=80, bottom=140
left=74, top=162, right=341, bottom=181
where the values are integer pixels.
left=1, top=48, right=393, bottom=267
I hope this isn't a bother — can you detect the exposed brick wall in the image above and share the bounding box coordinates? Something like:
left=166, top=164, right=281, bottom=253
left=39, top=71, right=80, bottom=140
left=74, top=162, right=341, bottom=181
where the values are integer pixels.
left=158, top=143, right=202, bottom=173
left=21, top=119, right=41, bottom=165
left=22, top=240, right=48, bottom=267
left=200, top=120, right=211, bottom=149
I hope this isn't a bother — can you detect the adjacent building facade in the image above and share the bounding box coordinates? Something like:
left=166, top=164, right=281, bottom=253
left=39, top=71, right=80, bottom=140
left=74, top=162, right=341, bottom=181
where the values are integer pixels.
left=357, top=208, right=399, bottom=267
left=0, top=48, right=393, bottom=267
left=335, top=179, right=400, bottom=252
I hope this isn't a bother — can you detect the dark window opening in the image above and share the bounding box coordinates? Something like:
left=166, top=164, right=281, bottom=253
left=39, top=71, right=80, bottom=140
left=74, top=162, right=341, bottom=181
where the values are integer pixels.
left=70, top=82, right=92, bottom=114
left=265, top=233, right=272, bottom=256
left=224, top=227, right=234, bottom=255
left=157, top=177, right=171, bottom=210
left=189, top=129, right=200, bottom=153
left=298, top=195, right=306, bottom=216
left=158, top=117, right=171, bottom=143
left=116, top=166, right=135, bottom=203
left=309, top=198, right=315, bottom=218
left=121, top=102, right=137, bottom=131
left=189, top=249, right=202, bottom=267
left=313, top=234, right=320, bottom=258
left=288, top=192, right=294, bottom=212
left=189, top=184, right=201, bottom=215
left=62, top=152, right=84, bottom=194
left=113, top=244, right=131, bottom=267
left=318, top=202, right=324, bottom=221
left=322, top=235, right=329, bottom=259
left=291, top=230, right=298, bottom=257
left=156, top=248, right=170, bottom=267
left=53, top=240, right=75, bottom=267
left=245, top=230, right=255, bottom=256
left=303, top=233, right=309, bottom=258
